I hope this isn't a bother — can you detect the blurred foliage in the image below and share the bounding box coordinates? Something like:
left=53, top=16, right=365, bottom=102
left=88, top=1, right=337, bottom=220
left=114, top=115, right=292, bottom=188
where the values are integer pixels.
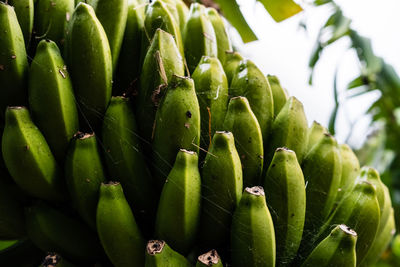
left=197, top=0, right=303, bottom=43
left=308, top=0, right=400, bottom=264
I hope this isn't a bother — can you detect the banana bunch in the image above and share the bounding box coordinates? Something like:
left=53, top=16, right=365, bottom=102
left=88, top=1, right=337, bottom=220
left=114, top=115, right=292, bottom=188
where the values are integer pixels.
left=0, top=0, right=396, bottom=266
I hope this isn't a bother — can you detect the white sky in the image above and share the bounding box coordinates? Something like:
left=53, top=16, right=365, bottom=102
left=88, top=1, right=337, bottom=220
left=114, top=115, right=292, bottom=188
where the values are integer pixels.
left=233, top=0, right=400, bottom=148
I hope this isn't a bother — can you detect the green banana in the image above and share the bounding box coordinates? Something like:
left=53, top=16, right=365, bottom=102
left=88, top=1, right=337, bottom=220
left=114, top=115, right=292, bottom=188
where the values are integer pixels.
left=0, top=178, right=25, bottom=239
left=151, top=75, right=200, bottom=190
left=137, top=28, right=185, bottom=144
left=223, top=96, right=263, bottom=187
left=301, top=133, right=342, bottom=238
left=145, top=240, right=192, bottom=267
left=114, top=0, right=145, bottom=95
left=65, top=2, right=112, bottom=130
left=192, top=56, right=229, bottom=150
left=8, top=0, right=34, bottom=47
left=306, top=121, right=328, bottom=154
left=361, top=207, right=395, bottom=266
left=357, top=166, right=385, bottom=216
left=34, top=0, right=75, bottom=45
left=64, top=132, right=106, bottom=230
left=1, top=106, right=65, bottom=202
left=358, top=181, right=393, bottom=265
left=223, top=51, right=243, bottom=86
left=301, top=224, right=357, bottom=267
left=199, top=131, right=242, bottom=249
left=263, top=147, right=306, bottom=265
left=230, top=59, right=274, bottom=141
left=267, top=96, right=308, bottom=164
left=96, top=182, right=145, bottom=267
left=317, top=180, right=380, bottom=265
left=0, top=238, right=45, bottom=267
left=206, top=7, right=232, bottom=65
left=231, top=186, right=276, bottom=267
left=182, top=3, right=217, bottom=73
left=267, top=74, right=288, bottom=116
left=102, top=96, right=157, bottom=234
left=28, top=39, right=79, bottom=162
left=335, top=144, right=360, bottom=204
left=142, top=0, right=184, bottom=62
left=25, top=202, right=103, bottom=263
left=375, top=184, right=394, bottom=241
left=196, top=250, right=223, bottom=267
left=0, top=2, right=28, bottom=120
left=161, top=0, right=188, bottom=33
left=95, top=0, right=128, bottom=70
left=155, top=149, right=201, bottom=255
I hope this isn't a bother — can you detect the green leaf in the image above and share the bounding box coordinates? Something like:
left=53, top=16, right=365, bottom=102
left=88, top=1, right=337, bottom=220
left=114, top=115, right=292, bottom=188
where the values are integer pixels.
left=347, top=75, right=368, bottom=89
left=214, top=0, right=258, bottom=43
left=313, top=0, right=332, bottom=6
left=349, top=30, right=382, bottom=73
left=325, top=15, right=351, bottom=45
left=258, top=0, right=303, bottom=22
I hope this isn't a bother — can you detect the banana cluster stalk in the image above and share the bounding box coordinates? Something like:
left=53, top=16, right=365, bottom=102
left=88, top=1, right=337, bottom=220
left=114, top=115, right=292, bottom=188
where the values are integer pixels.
left=0, top=0, right=395, bottom=266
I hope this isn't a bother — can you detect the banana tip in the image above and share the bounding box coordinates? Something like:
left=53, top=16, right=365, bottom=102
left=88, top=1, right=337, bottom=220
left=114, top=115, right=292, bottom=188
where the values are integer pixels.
left=198, top=249, right=220, bottom=266
left=147, top=240, right=165, bottom=255
left=245, top=186, right=265, bottom=196
left=339, top=224, right=357, bottom=236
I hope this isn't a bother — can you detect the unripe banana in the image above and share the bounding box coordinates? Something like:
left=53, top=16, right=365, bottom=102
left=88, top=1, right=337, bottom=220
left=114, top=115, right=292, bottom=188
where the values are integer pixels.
left=375, top=184, right=393, bottom=239
left=25, top=202, right=103, bottom=263
left=199, top=131, right=242, bottom=249
left=137, top=29, right=185, bottom=144
left=95, top=0, right=128, bottom=71
left=223, top=51, right=243, bottom=86
left=155, top=149, right=201, bottom=254
left=142, top=0, right=184, bottom=62
left=267, top=74, right=288, bottom=116
left=0, top=3, right=28, bottom=120
left=96, top=182, right=145, bottom=267
left=206, top=7, right=232, bottom=65
left=64, top=132, right=106, bottom=230
left=28, top=39, right=79, bottom=162
left=0, top=238, right=45, bottom=267
left=306, top=121, right=328, bottom=154
left=192, top=56, right=229, bottom=150
left=0, top=178, right=25, bottom=239
left=231, top=186, right=276, bottom=267
left=145, top=240, right=192, bottom=267
left=263, top=147, right=305, bottom=265
left=2, top=107, right=65, bottom=202
left=182, top=3, right=217, bottom=73
left=301, top=224, right=357, bottom=267
left=223, top=96, right=263, bottom=187
left=361, top=207, right=395, bottom=266
left=34, top=0, right=75, bottom=45
left=317, top=180, right=380, bottom=264
left=65, top=2, right=112, bottom=130
left=161, top=0, right=188, bottom=33
left=230, top=59, right=274, bottom=141
left=151, top=75, right=200, bottom=190
left=102, top=96, right=157, bottom=234
left=357, top=166, right=385, bottom=216
left=267, top=96, right=308, bottom=164
left=301, top=133, right=342, bottom=239
left=335, top=144, right=360, bottom=203
left=114, top=0, right=145, bottom=95
left=196, top=250, right=223, bottom=267
left=8, top=0, right=34, bottom=47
